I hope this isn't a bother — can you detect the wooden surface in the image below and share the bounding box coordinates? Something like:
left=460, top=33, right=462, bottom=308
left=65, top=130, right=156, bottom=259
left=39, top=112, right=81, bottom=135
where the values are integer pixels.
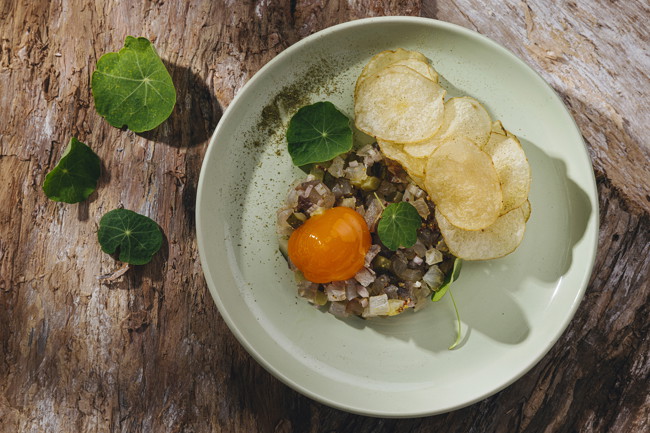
left=1, top=0, right=648, bottom=431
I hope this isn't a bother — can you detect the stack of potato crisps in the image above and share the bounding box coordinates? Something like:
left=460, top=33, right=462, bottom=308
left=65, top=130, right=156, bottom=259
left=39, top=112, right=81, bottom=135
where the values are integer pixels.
left=354, top=49, right=532, bottom=260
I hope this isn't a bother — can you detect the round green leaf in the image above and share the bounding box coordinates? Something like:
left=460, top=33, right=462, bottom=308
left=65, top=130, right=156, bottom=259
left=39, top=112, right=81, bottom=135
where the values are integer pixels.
left=98, top=209, right=163, bottom=265
left=91, top=36, right=176, bottom=133
left=42, top=137, right=100, bottom=203
left=286, top=101, right=353, bottom=166
left=377, top=202, right=422, bottom=251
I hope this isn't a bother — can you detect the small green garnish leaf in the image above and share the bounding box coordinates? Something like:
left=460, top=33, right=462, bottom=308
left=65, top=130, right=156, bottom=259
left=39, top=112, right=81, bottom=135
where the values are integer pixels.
left=430, top=258, right=463, bottom=349
left=92, top=36, right=176, bottom=133
left=432, top=257, right=462, bottom=302
left=42, top=137, right=100, bottom=203
left=97, top=209, right=163, bottom=265
left=447, top=287, right=462, bottom=350
left=377, top=202, right=422, bottom=250
left=286, top=101, right=352, bottom=166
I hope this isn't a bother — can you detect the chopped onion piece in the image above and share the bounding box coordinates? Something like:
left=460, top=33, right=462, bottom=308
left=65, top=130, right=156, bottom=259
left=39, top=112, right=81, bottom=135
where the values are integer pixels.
left=298, top=281, right=318, bottom=302
left=406, top=183, right=426, bottom=198
left=345, top=163, right=367, bottom=183
left=276, top=208, right=294, bottom=236
left=314, top=182, right=328, bottom=195
left=360, top=297, right=369, bottom=308
left=328, top=156, right=345, bottom=178
left=358, top=144, right=383, bottom=166
left=364, top=244, right=381, bottom=267
left=425, top=248, right=443, bottom=265
left=345, top=280, right=358, bottom=300
left=364, top=294, right=390, bottom=317
left=401, top=268, right=423, bottom=282
left=412, top=198, right=430, bottom=219
left=357, top=285, right=370, bottom=298
left=285, top=187, right=299, bottom=207
left=412, top=240, right=428, bottom=258
left=325, top=282, right=346, bottom=301
left=332, top=179, right=353, bottom=197
left=338, top=197, right=356, bottom=208
left=364, top=198, right=383, bottom=232
left=302, top=184, right=314, bottom=197
left=354, top=267, right=376, bottom=287
left=387, top=299, right=407, bottom=316
left=423, top=265, right=445, bottom=290
left=307, top=205, right=325, bottom=216
left=329, top=301, right=349, bottom=317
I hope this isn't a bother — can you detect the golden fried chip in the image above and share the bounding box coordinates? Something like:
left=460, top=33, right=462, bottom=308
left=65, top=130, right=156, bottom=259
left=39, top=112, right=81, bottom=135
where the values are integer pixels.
left=403, top=97, right=492, bottom=158
left=491, top=120, right=506, bottom=136
left=355, top=48, right=439, bottom=95
left=392, top=58, right=438, bottom=83
left=402, top=137, right=441, bottom=159
left=435, top=206, right=526, bottom=260
left=521, top=199, right=532, bottom=222
left=435, top=97, right=492, bottom=147
left=425, top=138, right=502, bottom=230
left=355, top=65, right=445, bottom=143
left=483, top=132, right=531, bottom=214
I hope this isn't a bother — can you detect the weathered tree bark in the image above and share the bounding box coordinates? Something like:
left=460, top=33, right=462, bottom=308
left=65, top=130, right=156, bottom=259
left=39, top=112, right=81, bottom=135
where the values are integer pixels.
left=0, top=1, right=647, bottom=432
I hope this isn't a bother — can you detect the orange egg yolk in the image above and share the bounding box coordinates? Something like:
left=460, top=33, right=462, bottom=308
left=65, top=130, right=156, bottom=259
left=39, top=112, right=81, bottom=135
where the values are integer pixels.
left=288, top=207, right=371, bottom=284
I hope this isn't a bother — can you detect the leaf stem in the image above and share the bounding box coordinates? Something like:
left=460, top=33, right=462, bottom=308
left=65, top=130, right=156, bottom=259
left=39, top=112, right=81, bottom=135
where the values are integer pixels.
left=447, top=287, right=462, bottom=350
left=373, top=192, right=386, bottom=210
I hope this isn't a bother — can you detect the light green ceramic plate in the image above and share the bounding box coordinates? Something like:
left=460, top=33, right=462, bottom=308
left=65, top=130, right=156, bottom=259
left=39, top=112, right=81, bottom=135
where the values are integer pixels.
left=196, top=17, right=598, bottom=417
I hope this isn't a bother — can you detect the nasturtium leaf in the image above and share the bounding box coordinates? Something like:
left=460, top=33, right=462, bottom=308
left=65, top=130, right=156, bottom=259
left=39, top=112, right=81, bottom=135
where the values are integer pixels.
left=286, top=101, right=353, bottom=166
left=432, top=257, right=462, bottom=302
left=97, top=209, right=163, bottom=265
left=377, top=202, right=422, bottom=251
left=92, top=36, right=176, bottom=133
left=42, top=137, right=101, bottom=203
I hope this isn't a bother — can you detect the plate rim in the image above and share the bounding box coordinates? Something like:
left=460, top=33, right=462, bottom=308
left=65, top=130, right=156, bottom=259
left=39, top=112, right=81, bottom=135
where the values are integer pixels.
left=195, top=16, right=599, bottom=417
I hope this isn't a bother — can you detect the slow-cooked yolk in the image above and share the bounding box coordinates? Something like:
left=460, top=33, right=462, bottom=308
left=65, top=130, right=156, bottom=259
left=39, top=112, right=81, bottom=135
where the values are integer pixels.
left=288, top=207, right=371, bottom=283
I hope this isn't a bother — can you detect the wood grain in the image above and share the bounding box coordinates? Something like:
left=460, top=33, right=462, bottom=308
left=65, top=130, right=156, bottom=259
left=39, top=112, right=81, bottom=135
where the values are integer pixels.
left=0, top=0, right=647, bottom=432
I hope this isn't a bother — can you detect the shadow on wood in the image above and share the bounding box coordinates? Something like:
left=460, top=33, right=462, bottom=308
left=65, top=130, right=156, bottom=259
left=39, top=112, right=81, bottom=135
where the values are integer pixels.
left=139, top=60, right=223, bottom=148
